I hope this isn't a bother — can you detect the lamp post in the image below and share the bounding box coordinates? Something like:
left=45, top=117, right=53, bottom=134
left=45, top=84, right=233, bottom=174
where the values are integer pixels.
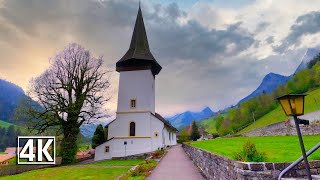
left=277, top=94, right=311, bottom=180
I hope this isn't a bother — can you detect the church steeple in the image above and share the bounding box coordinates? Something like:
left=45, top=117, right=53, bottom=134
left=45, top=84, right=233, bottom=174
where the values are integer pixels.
left=116, top=4, right=162, bottom=76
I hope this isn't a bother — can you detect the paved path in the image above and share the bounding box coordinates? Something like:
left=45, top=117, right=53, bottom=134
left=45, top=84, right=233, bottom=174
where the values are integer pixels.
left=147, top=144, right=206, bottom=180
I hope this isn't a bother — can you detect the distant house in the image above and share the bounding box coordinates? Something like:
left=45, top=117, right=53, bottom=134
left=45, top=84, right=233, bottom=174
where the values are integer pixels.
left=0, top=154, right=15, bottom=166
left=184, top=123, right=209, bottom=140
left=76, top=149, right=95, bottom=160
left=5, top=147, right=37, bottom=155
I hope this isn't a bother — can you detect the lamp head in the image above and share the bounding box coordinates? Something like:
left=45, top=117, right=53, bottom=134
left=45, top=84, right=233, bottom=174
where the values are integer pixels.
left=277, top=94, right=306, bottom=116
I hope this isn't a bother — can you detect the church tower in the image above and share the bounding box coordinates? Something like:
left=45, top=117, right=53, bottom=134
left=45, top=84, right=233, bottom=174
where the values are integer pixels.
left=94, top=4, right=176, bottom=161
left=116, top=5, right=161, bottom=115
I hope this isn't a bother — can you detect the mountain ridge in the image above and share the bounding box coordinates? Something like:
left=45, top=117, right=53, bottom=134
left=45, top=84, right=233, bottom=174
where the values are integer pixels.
left=237, top=73, right=291, bottom=105
left=166, top=106, right=215, bottom=129
left=237, top=48, right=320, bottom=105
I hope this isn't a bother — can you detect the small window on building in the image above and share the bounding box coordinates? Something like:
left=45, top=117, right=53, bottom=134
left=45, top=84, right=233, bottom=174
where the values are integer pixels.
left=130, top=99, right=136, bottom=108
left=105, top=146, right=109, bottom=153
left=154, top=132, right=158, bottom=137
left=130, top=122, right=136, bottom=136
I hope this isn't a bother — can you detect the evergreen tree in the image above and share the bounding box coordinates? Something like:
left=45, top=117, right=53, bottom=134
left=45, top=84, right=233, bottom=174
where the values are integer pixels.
left=190, top=121, right=200, bottom=141
left=6, top=125, right=16, bottom=147
left=92, top=124, right=105, bottom=149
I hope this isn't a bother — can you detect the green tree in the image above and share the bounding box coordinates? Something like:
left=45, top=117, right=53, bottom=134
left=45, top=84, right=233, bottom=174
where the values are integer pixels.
left=178, top=129, right=189, bottom=143
left=92, top=124, right=105, bottom=149
left=190, top=121, right=200, bottom=141
left=6, top=125, right=16, bottom=147
left=215, top=115, right=224, bottom=130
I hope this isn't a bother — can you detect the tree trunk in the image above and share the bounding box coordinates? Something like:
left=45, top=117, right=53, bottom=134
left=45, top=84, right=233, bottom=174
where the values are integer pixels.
left=61, top=121, right=80, bottom=164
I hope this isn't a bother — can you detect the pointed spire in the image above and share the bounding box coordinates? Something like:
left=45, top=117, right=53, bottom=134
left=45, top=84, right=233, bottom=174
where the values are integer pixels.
left=128, top=3, right=151, bottom=57
left=116, top=3, right=162, bottom=76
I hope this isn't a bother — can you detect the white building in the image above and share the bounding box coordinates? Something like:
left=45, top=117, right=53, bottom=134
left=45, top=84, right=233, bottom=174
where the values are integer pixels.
left=95, top=5, right=177, bottom=161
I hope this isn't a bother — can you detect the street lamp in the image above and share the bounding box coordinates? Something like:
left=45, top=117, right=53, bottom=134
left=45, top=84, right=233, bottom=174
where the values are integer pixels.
left=277, top=94, right=311, bottom=180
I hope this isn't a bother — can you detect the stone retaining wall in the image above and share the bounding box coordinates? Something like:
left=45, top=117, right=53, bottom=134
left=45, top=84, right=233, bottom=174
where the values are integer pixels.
left=242, top=121, right=320, bottom=137
left=182, top=144, right=320, bottom=180
left=112, top=152, right=152, bottom=160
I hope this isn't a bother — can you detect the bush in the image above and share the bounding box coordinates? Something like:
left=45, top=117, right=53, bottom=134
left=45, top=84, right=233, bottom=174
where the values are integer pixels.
left=212, top=133, right=219, bottom=139
left=178, top=129, right=190, bottom=143
left=151, top=149, right=165, bottom=159
left=120, top=160, right=157, bottom=180
left=234, top=140, right=267, bottom=162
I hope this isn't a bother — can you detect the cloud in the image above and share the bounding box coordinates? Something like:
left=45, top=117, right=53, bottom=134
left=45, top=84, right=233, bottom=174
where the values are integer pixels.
left=265, top=36, right=274, bottom=44
left=275, top=11, right=320, bottom=53
left=255, top=22, right=269, bottom=34
left=0, top=0, right=319, bottom=117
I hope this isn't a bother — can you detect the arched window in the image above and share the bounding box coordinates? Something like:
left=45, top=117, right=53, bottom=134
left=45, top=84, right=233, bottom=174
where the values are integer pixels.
left=130, top=122, right=135, bottom=136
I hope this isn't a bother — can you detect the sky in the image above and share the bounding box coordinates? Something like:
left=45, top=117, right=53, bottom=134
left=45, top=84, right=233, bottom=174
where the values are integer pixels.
left=1, top=0, right=320, bottom=118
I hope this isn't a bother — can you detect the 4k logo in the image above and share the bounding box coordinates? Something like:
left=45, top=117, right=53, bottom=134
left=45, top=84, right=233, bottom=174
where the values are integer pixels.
left=18, top=136, right=56, bottom=165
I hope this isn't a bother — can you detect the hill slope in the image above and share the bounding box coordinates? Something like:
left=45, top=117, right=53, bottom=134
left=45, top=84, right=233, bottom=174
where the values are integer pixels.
left=0, top=79, right=26, bottom=122
left=239, top=88, right=320, bottom=134
left=238, top=48, right=320, bottom=105
left=199, top=117, right=217, bottom=133
left=0, top=119, right=14, bottom=128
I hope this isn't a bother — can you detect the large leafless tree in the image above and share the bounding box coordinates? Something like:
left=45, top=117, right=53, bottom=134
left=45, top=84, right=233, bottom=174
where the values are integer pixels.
left=21, top=43, right=110, bottom=164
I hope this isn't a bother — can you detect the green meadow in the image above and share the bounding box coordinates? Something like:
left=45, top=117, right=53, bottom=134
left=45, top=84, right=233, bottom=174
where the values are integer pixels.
left=190, top=136, right=320, bottom=162
left=0, top=159, right=143, bottom=180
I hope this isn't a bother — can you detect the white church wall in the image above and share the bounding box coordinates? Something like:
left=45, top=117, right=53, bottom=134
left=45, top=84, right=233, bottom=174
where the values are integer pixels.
left=94, top=137, right=152, bottom=161
left=162, top=127, right=170, bottom=146
left=95, top=141, right=112, bottom=161
left=109, top=137, right=152, bottom=157
left=172, top=132, right=177, bottom=145
left=117, top=70, right=155, bottom=114
left=150, top=115, right=165, bottom=150
left=108, top=113, right=151, bottom=138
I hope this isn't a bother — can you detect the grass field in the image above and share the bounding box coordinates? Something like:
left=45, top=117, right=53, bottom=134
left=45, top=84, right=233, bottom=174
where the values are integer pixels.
left=239, top=88, right=320, bottom=134
left=190, top=136, right=320, bottom=162
left=0, top=159, right=143, bottom=180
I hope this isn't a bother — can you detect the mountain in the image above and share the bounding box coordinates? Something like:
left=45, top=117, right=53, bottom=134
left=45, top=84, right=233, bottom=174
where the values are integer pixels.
left=166, top=107, right=214, bottom=129
left=237, top=73, right=291, bottom=105
left=237, top=48, right=320, bottom=105
left=80, top=123, right=100, bottom=137
left=0, top=79, right=27, bottom=122
left=294, top=48, right=320, bottom=74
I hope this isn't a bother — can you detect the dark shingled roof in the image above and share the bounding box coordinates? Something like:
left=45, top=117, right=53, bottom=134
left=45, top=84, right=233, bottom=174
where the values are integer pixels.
left=153, top=113, right=178, bottom=132
left=116, top=5, right=162, bottom=76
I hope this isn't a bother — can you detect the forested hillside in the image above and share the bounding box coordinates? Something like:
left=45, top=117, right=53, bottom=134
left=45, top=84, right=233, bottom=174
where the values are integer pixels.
left=0, top=79, right=26, bottom=122
left=0, top=125, right=23, bottom=151
left=214, top=53, right=320, bottom=136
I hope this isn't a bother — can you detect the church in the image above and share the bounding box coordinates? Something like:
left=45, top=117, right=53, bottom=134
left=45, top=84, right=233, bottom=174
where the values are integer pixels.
left=94, top=5, right=177, bottom=161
